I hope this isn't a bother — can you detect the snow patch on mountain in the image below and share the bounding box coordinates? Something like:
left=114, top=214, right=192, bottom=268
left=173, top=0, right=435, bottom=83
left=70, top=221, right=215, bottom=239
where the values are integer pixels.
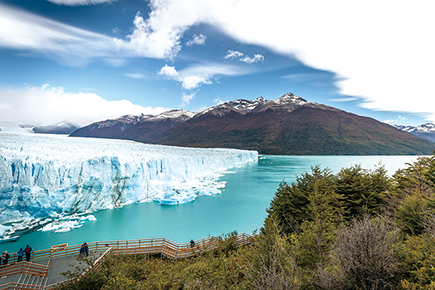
left=149, top=109, right=196, bottom=121
left=395, top=123, right=435, bottom=134
left=394, top=123, right=435, bottom=142
left=272, top=93, right=307, bottom=105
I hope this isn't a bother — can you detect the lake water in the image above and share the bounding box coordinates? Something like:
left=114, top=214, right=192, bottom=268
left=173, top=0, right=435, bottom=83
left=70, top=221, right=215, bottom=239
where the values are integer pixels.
left=0, top=155, right=422, bottom=253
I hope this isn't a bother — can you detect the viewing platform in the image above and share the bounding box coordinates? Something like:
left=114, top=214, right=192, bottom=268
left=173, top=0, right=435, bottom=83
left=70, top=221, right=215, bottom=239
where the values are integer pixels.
left=0, top=233, right=253, bottom=289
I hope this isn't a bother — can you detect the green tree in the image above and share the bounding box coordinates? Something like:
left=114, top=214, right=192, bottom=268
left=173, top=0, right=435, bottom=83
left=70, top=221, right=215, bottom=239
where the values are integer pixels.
left=247, top=217, right=300, bottom=289
left=393, top=156, right=435, bottom=197
left=335, top=164, right=389, bottom=219
left=266, top=166, right=345, bottom=235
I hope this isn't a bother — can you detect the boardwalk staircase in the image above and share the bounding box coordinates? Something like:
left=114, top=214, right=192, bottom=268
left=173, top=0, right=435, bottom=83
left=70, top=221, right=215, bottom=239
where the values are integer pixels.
left=0, top=233, right=253, bottom=289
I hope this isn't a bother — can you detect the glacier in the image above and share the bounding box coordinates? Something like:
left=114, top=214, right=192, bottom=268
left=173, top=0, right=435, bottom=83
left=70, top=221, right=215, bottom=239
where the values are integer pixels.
left=0, top=129, right=258, bottom=239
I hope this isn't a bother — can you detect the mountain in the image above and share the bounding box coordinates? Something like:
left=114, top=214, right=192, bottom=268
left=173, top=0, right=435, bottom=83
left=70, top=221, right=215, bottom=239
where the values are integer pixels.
left=33, top=121, right=79, bottom=134
left=70, top=93, right=435, bottom=155
left=394, top=123, right=435, bottom=142
left=70, top=110, right=195, bottom=141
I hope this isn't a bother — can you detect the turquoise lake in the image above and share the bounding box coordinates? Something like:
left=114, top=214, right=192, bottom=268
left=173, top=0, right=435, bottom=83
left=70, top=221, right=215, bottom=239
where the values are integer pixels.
left=0, top=155, right=423, bottom=253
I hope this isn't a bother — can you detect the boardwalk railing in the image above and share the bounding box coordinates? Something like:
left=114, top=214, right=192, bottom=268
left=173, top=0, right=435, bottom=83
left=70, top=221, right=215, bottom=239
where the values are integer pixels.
left=0, top=233, right=254, bottom=289
left=0, top=261, right=48, bottom=278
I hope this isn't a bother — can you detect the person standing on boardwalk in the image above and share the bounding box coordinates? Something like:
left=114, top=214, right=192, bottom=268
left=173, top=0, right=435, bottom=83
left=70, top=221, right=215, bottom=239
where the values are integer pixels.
left=2, top=251, right=9, bottom=265
left=79, top=243, right=89, bottom=257
left=17, top=248, right=24, bottom=262
left=25, top=245, right=32, bottom=262
left=190, top=239, right=195, bottom=248
left=83, top=243, right=89, bottom=256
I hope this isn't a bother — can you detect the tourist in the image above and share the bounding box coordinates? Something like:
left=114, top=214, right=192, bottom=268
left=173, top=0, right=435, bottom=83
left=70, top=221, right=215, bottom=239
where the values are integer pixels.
left=83, top=243, right=89, bottom=256
left=25, top=245, right=32, bottom=262
left=79, top=244, right=85, bottom=257
left=2, top=251, right=9, bottom=265
left=79, top=243, right=89, bottom=257
left=17, top=248, right=24, bottom=262
left=190, top=239, right=195, bottom=248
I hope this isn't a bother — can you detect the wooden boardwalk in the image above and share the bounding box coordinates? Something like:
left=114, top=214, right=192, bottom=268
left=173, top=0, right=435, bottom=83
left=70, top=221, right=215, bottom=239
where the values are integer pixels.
left=0, top=233, right=253, bottom=289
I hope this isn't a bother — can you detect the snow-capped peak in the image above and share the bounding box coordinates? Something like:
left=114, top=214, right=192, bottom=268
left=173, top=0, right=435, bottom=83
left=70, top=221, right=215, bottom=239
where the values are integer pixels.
left=395, top=123, right=435, bottom=133
left=273, top=93, right=307, bottom=105
left=151, top=109, right=196, bottom=120
left=227, top=97, right=265, bottom=113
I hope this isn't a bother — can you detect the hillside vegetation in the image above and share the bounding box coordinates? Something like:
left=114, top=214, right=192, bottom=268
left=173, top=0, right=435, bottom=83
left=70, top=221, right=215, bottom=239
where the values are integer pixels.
left=60, top=155, right=435, bottom=289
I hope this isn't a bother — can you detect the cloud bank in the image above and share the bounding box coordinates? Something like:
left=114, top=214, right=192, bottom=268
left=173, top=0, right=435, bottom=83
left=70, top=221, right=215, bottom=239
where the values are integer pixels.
left=0, top=84, right=166, bottom=126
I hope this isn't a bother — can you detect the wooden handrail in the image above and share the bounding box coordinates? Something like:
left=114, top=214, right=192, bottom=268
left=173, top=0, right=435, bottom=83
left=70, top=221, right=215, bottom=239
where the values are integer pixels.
left=0, top=233, right=254, bottom=289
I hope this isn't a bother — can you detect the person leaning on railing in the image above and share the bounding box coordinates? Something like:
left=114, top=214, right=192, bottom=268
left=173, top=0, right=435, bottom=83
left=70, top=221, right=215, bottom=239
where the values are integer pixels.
left=2, top=251, right=9, bottom=265
left=79, top=242, right=89, bottom=257
left=25, top=245, right=32, bottom=262
left=17, top=248, right=24, bottom=262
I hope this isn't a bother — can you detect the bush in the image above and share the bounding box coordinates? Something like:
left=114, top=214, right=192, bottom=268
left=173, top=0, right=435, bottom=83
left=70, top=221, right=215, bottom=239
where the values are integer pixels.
left=247, top=217, right=300, bottom=290
left=318, top=216, right=398, bottom=290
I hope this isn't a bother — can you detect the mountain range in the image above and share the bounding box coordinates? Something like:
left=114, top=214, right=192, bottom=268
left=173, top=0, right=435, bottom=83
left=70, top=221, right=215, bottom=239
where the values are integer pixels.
left=393, top=123, right=435, bottom=143
left=70, top=93, right=435, bottom=155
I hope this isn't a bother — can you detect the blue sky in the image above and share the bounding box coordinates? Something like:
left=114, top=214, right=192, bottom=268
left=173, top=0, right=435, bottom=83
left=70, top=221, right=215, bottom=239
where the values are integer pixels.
left=0, top=0, right=433, bottom=127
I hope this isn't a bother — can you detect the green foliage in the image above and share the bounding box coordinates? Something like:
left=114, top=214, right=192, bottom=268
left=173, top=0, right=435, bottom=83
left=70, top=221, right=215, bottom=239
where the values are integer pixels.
left=247, top=217, right=300, bottom=289
left=266, top=166, right=345, bottom=235
left=335, top=164, right=389, bottom=218
left=396, top=194, right=434, bottom=236
left=396, top=235, right=435, bottom=289
left=213, top=230, right=239, bottom=257
left=297, top=220, right=337, bottom=271
left=393, top=156, right=435, bottom=196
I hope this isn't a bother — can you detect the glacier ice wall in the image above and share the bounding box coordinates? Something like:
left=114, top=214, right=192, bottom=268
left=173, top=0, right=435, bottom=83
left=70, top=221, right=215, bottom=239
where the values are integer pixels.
left=0, top=130, right=257, bottom=237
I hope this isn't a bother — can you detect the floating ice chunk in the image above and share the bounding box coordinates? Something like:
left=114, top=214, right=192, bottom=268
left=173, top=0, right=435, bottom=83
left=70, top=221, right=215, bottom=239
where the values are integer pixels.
left=40, top=220, right=82, bottom=233
left=0, top=224, right=11, bottom=236
left=80, top=215, right=97, bottom=222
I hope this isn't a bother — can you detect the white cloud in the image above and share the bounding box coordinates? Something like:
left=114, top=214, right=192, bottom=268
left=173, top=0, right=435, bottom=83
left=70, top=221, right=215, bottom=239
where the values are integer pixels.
left=240, top=54, right=264, bottom=64
left=121, top=11, right=186, bottom=59
left=0, top=3, right=121, bottom=66
left=224, top=50, right=243, bottom=59
left=46, top=0, right=116, bottom=6
left=223, top=50, right=264, bottom=64
left=186, top=34, right=207, bottom=46
left=330, top=97, right=359, bottom=102
left=384, top=115, right=407, bottom=125
left=158, top=63, right=248, bottom=90
left=158, top=65, right=180, bottom=78
left=125, top=73, right=146, bottom=79
left=180, top=92, right=196, bottom=107
left=141, top=0, right=435, bottom=122
left=213, top=97, right=223, bottom=104
left=181, top=76, right=211, bottom=90
left=0, top=3, right=195, bottom=65
left=0, top=84, right=166, bottom=126
left=112, top=27, right=122, bottom=35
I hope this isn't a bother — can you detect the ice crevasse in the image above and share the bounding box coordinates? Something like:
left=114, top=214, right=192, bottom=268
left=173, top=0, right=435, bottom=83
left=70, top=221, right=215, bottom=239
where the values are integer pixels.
left=0, top=130, right=258, bottom=238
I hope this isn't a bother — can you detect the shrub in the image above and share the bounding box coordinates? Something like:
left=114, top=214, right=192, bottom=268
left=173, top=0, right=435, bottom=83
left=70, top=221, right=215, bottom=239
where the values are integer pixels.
left=318, top=216, right=398, bottom=290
